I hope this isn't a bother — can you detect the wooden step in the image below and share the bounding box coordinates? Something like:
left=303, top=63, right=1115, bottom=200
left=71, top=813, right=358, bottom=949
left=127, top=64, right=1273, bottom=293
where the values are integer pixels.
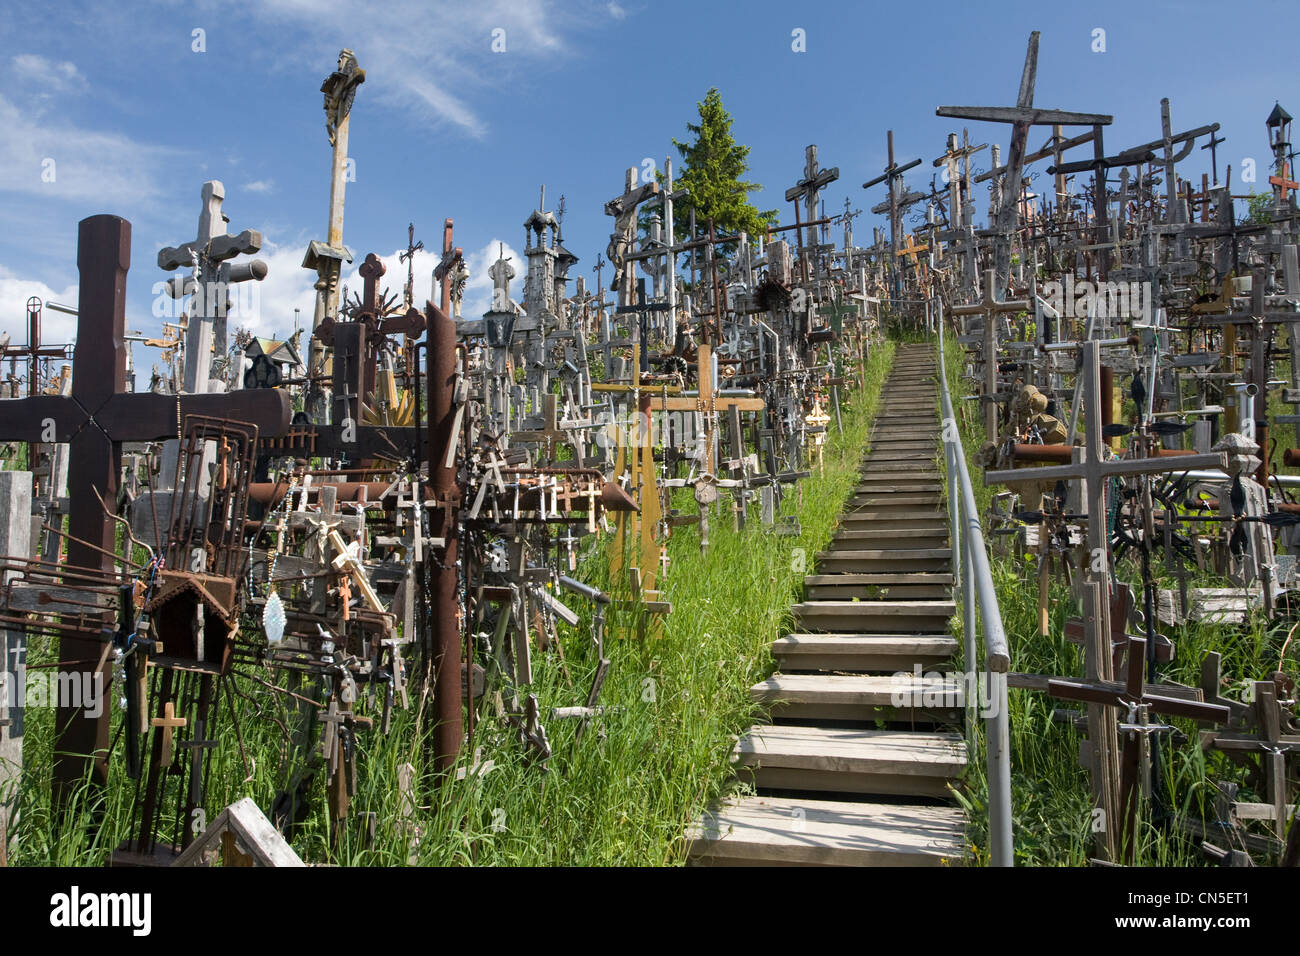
left=832, top=528, right=947, bottom=542
left=734, top=725, right=967, bottom=798
left=837, top=512, right=947, bottom=530
left=773, top=632, right=958, bottom=672
left=752, top=672, right=964, bottom=721
left=806, top=580, right=952, bottom=601
left=815, top=546, right=950, bottom=563
left=794, top=598, right=955, bottom=632
left=849, top=495, right=943, bottom=509
left=860, top=461, right=938, bottom=473
left=687, top=795, right=966, bottom=866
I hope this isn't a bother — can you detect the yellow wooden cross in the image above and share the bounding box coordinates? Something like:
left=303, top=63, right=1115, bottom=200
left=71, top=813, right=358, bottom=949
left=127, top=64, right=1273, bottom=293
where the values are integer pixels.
left=645, top=342, right=763, bottom=475
left=895, top=233, right=929, bottom=265
left=151, top=701, right=188, bottom=767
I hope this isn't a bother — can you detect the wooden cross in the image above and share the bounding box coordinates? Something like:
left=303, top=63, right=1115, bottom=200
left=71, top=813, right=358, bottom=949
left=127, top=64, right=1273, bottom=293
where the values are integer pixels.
left=0, top=216, right=290, bottom=797
left=1270, top=161, right=1299, bottom=202
left=987, top=341, right=1230, bottom=859
left=951, top=268, right=1031, bottom=439
left=895, top=233, right=930, bottom=265
left=1047, top=631, right=1229, bottom=861
left=150, top=701, right=188, bottom=768
left=862, top=130, right=922, bottom=302
left=932, top=132, right=987, bottom=231
left=512, top=392, right=577, bottom=464
left=647, top=342, right=764, bottom=475
left=785, top=144, right=840, bottom=257
left=940, top=31, right=1112, bottom=290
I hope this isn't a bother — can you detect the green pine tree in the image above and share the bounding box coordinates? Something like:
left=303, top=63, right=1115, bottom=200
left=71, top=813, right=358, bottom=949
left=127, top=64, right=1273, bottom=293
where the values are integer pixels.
left=669, top=88, right=777, bottom=246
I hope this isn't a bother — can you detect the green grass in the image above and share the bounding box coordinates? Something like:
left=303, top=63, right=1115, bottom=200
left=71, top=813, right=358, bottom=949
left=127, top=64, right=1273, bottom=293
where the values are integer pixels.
left=9, top=341, right=897, bottom=866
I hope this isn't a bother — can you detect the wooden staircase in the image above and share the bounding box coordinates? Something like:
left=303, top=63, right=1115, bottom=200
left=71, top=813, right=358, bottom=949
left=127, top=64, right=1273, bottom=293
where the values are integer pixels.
left=687, top=344, right=968, bottom=866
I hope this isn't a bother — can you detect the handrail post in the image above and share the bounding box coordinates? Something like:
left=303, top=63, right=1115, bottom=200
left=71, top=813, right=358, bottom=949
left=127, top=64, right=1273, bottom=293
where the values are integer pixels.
left=935, top=303, right=1014, bottom=867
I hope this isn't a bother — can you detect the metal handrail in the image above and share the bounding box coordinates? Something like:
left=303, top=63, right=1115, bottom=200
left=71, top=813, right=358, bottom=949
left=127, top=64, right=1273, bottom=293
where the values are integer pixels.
left=934, top=299, right=1014, bottom=867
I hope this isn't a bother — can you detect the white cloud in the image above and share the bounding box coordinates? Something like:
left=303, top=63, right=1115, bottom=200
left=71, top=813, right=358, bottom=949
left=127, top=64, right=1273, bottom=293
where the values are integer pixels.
left=224, top=237, right=318, bottom=341
left=607, top=2, right=627, bottom=19
left=243, top=179, right=275, bottom=194
left=12, top=55, right=88, bottom=98
left=0, top=94, right=177, bottom=206
left=243, top=0, right=590, bottom=138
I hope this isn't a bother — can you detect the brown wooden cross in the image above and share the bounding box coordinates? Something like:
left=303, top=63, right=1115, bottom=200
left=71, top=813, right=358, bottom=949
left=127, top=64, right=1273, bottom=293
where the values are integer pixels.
left=1270, top=161, right=1299, bottom=202
left=0, top=216, right=290, bottom=797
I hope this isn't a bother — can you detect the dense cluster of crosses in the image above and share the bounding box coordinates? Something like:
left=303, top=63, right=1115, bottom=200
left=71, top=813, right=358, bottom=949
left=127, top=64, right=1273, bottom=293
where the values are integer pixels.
left=0, top=47, right=885, bottom=865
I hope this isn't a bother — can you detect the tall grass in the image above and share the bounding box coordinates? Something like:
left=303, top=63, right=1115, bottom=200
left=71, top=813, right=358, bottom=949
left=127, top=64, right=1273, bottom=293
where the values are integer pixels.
left=10, top=341, right=896, bottom=866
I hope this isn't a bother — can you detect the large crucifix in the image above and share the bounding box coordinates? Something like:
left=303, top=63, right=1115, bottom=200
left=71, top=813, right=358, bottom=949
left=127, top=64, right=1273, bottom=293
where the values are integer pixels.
left=938, top=31, right=1112, bottom=296
left=157, top=180, right=267, bottom=393
left=785, top=144, right=839, bottom=272
left=986, top=340, right=1228, bottom=859
left=304, top=49, right=365, bottom=423
left=0, top=216, right=291, bottom=799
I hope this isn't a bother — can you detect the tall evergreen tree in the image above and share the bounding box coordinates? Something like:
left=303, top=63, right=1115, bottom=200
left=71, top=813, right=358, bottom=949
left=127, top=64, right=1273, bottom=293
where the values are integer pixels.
left=670, top=88, right=777, bottom=245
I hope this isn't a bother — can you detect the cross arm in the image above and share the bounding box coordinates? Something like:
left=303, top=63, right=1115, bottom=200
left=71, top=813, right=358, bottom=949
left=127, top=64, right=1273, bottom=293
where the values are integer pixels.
left=1123, top=123, right=1221, bottom=163
left=94, top=390, right=292, bottom=442
left=936, top=106, right=1113, bottom=126
left=863, top=158, right=921, bottom=189
left=1047, top=677, right=1231, bottom=723
left=157, top=230, right=263, bottom=271
left=785, top=168, right=840, bottom=201
left=0, top=394, right=78, bottom=441
left=1049, top=149, right=1154, bottom=176
left=604, top=183, right=659, bottom=218
left=985, top=451, right=1229, bottom=487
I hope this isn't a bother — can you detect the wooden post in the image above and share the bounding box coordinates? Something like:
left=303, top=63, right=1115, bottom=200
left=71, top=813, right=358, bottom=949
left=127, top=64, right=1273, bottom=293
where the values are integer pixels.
left=0, top=471, right=31, bottom=864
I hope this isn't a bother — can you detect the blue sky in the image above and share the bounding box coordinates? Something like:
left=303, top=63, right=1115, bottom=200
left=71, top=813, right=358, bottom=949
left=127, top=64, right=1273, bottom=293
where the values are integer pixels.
left=0, top=0, right=1295, bottom=360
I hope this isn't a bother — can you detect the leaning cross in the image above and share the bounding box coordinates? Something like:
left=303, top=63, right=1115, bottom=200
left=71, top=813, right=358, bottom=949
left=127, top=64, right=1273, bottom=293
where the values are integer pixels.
left=1270, top=161, right=1299, bottom=203
left=938, top=31, right=1112, bottom=293
left=157, top=180, right=267, bottom=392
left=0, top=216, right=291, bottom=799
left=1047, top=632, right=1229, bottom=861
